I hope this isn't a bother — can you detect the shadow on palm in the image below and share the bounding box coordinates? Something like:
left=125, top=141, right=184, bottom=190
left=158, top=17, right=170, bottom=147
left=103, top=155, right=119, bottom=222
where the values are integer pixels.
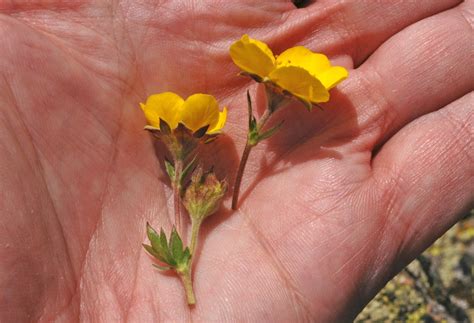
left=234, top=85, right=360, bottom=207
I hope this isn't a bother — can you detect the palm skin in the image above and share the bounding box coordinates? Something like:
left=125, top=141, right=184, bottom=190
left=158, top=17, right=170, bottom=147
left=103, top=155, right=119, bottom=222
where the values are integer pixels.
left=0, top=0, right=472, bottom=321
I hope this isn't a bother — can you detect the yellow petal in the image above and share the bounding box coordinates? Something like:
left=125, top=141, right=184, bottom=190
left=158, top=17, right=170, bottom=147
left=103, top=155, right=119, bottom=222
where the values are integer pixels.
left=141, top=92, right=184, bottom=129
left=276, top=46, right=331, bottom=77
left=230, top=34, right=276, bottom=79
left=269, top=66, right=330, bottom=103
left=317, top=66, right=349, bottom=90
left=207, top=107, right=227, bottom=134
left=180, top=94, right=220, bottom=132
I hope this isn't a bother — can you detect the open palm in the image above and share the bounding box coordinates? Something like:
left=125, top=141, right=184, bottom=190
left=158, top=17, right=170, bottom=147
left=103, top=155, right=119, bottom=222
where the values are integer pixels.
left=1, top=1, right=472, bottom=321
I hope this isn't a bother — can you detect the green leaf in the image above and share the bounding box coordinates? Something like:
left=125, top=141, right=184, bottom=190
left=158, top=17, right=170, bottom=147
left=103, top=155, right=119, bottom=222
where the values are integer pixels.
left=152, top=263, right=172, bottom=271
left=180, top=155, right=197, bottom=184
left=146, top=223, right=161, bottom=251
left=247, top=90, right=257, bottom=131
left=170, top=227, right=184, bottom=261
left=182, top=247, right=191, bottom=265
left=142, top=244, right=167, bottom=264
left=159, top=227, right=168, bottom=249
left=164, top=159, right=175, bottom=181
left=160, top=228, right=176, bottom=266
left=257, top=121, right=284, bottom=141
left=142, top=243, right=157, bottom=257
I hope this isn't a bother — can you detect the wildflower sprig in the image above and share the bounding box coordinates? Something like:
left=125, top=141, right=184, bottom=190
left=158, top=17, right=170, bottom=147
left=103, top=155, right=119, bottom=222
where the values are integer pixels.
left=230, top=35, right=348, bottom=209
left=140, top=92, right=227, bottom=305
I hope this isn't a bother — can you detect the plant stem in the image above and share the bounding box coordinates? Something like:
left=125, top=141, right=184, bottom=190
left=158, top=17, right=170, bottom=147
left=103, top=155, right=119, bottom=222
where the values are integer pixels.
left=231, top=108, right=274, bottom=210
left=178, top=268, right=196, bottom=305
left=189, top=218, right=203, bottom=257
left=231, top=143, right=253, bottom=210
left=173, top=159, right=183, bottom=234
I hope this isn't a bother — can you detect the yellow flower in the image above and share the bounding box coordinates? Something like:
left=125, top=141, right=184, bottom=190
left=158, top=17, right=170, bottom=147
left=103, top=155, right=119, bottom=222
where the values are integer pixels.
left=229, top=34, right=348, bottom=104
left=140, top=92, right=227, bottom=134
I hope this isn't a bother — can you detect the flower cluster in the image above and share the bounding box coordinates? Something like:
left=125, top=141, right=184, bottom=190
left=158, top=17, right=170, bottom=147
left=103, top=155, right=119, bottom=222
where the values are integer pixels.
left=230, top=35, right=348, bottom=208
left=140, top=91, right=228, bottom=305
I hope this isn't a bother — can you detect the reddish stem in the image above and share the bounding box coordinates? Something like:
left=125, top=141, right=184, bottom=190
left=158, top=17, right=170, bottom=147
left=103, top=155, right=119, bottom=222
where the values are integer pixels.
left=232, top=143, right=253, bottom=210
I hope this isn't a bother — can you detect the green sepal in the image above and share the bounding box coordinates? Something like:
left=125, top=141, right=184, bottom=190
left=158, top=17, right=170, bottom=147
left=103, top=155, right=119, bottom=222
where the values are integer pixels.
left=257, top=121, right=284, bottom=141
left=159, top=118, right=171, bottom=134
left=193, top=125, right=209, bottom=138
left=164, top=159, right=175, bottom=181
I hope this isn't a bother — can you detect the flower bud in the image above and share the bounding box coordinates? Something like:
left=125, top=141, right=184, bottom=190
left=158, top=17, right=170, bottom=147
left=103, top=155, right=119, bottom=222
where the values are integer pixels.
left=183, top=167, right=227, bottom=221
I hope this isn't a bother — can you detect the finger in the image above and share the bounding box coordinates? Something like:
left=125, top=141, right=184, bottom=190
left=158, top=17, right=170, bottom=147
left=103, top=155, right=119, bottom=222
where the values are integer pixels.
left=278, top=0, right=461, bottom=66
left=351, top=1, right=473, bottom=150
left=367, top=92, right=473, bottom=299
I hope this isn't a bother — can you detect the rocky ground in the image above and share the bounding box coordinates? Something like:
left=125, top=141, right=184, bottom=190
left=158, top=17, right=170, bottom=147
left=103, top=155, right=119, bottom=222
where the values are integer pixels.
left=356, top=211, right=473, bottom=322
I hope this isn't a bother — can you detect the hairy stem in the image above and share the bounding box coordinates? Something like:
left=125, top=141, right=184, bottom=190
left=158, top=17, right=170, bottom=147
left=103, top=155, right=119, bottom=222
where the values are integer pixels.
left=173, top=159, right=183, bottom=234
left=189, top=217, right=203, bottom=259
left=178, top=268, right=196, bottom=305
left=231, top=143, right=253, bottom=210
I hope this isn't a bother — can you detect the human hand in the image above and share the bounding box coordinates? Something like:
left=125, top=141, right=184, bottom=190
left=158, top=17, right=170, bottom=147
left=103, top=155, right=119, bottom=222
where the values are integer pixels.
left=0, top=0, right=472, bottom=321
